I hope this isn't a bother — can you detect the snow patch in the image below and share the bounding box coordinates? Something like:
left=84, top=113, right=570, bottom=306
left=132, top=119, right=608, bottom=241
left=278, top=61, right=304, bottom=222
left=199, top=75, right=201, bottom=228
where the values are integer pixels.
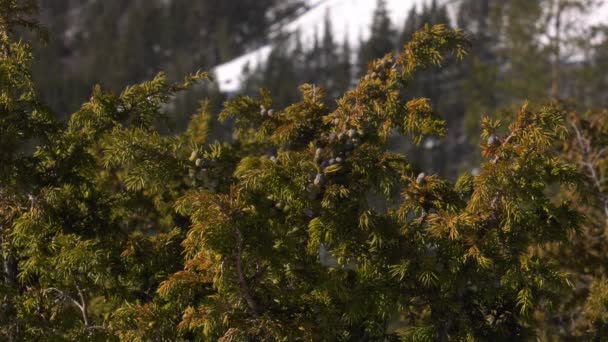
left=213, top=45, right=273, bottom=93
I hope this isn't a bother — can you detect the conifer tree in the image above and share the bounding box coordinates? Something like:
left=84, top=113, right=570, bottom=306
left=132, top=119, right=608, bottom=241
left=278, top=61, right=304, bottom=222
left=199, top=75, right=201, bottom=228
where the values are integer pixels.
left=0, top=1, right=55, bottom=339
left=358, top=0, right=396, bottom=76
left=541, top=108, right=608, bottom=339
left=1, top=3, right=207, bottom=339
left=459, top=0, right=552, bottom=168
left=334, top=35, right=353, bottom=99
left=319, top=10, right=339, bottom=97
left=0, top=3, right=600, bottom=340
left=262, top=36, right=301, bottom=108
left=399, top=1, right=464, bottom=177
left=158, top=25, right=582, bottom=340
left=456, top=0, right=501, bottom=138
left=574, top=25, right=608, bottom=108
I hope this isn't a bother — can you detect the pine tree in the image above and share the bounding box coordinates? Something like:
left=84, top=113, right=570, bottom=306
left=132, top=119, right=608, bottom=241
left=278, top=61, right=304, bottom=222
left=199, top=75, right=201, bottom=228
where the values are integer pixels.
left=400, top=4, right=420, bottom=45
left=29, top=0, right=295, bottom=118
left=243, top=15, right=349, bottom=111
left=263, top=36, right=301, bottom=108
left=457, top=0, right=501, bottom=138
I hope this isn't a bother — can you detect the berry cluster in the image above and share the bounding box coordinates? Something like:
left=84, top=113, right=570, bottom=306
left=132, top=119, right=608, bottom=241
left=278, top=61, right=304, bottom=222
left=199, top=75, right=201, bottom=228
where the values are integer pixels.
left=188, top=150, right=218, bottom=188
left=260, top=105, right=275, bottom=118
left=310, top=126, right=367, bottom=188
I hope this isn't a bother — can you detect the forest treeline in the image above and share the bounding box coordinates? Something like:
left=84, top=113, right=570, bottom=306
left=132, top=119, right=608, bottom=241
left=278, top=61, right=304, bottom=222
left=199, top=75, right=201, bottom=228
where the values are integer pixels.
left=2, top=0, right=608, bottom=341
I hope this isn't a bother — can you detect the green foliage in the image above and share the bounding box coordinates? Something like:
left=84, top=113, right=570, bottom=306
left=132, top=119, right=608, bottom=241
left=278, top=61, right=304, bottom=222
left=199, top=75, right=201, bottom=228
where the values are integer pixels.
left=0, top=3, right=601, bottom=341
left=539, top=108, right=608, bottom=339
left=0, top=5, right=208, bottom=339
left=161, top=24, right=579, bottom=340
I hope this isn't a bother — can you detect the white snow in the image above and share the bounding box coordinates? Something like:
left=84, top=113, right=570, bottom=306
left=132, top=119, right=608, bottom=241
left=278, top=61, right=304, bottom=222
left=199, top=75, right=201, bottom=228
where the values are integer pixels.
left=212, top=45, right=273, bottom=93
left=589, top=2, right=608, bottom=26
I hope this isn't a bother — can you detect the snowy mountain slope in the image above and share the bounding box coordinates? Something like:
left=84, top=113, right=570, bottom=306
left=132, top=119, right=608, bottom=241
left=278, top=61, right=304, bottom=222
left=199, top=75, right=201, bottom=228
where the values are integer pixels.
left=281, top=0, right=424, bottom=47
left=213, top=0, right=426, bottom=93
left=213, top=0, right=608, bottom=93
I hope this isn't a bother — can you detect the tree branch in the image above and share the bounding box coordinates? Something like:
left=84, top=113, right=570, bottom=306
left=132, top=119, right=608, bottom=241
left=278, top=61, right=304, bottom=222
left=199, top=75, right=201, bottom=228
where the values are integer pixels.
left=234, top=228, right=260, bottom=317
left=76, top=286, right=90, bottom=328
left=44, top=286, right=92, bottom=328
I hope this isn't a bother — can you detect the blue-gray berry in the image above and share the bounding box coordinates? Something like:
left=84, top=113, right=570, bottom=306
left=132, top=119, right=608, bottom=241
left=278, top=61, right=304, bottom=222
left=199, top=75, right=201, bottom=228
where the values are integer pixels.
left=487, top=135, right=499, bottom=145
left=416, top=172, right=426, bottom=185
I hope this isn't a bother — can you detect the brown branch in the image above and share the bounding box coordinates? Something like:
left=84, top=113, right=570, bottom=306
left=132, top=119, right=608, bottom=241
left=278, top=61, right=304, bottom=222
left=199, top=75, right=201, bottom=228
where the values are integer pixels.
left=491, top=128, right=521, bottom=164
left=213, top=190, right=262, bottom=317
left=234, top=228, right=260, bottom=317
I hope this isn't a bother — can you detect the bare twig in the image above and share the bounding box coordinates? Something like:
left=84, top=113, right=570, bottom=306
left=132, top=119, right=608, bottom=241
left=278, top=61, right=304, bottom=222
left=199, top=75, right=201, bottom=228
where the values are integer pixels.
left=44, top=286, right=94, bottom=328
left=569, top=120, right=608, bottom=221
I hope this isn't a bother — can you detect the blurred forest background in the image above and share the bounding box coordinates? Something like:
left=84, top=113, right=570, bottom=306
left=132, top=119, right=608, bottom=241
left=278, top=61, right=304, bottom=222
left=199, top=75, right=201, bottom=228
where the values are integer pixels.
left=31, top=0, right=608, bottom=177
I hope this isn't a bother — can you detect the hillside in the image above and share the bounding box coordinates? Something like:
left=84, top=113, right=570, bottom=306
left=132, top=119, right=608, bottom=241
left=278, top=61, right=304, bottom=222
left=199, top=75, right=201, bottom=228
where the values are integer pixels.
left=214, top=0, right=427, bottom=92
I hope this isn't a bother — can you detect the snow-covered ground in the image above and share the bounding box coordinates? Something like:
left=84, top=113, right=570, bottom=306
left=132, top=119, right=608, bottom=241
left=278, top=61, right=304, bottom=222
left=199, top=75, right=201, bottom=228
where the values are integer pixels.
left=213, top=0, right=608, bottom=93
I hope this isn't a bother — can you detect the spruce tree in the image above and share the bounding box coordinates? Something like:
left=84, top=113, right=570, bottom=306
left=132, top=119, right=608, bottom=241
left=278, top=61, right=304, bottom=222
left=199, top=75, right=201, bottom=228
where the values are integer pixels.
left=587, top=28, right=608, bottom=107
